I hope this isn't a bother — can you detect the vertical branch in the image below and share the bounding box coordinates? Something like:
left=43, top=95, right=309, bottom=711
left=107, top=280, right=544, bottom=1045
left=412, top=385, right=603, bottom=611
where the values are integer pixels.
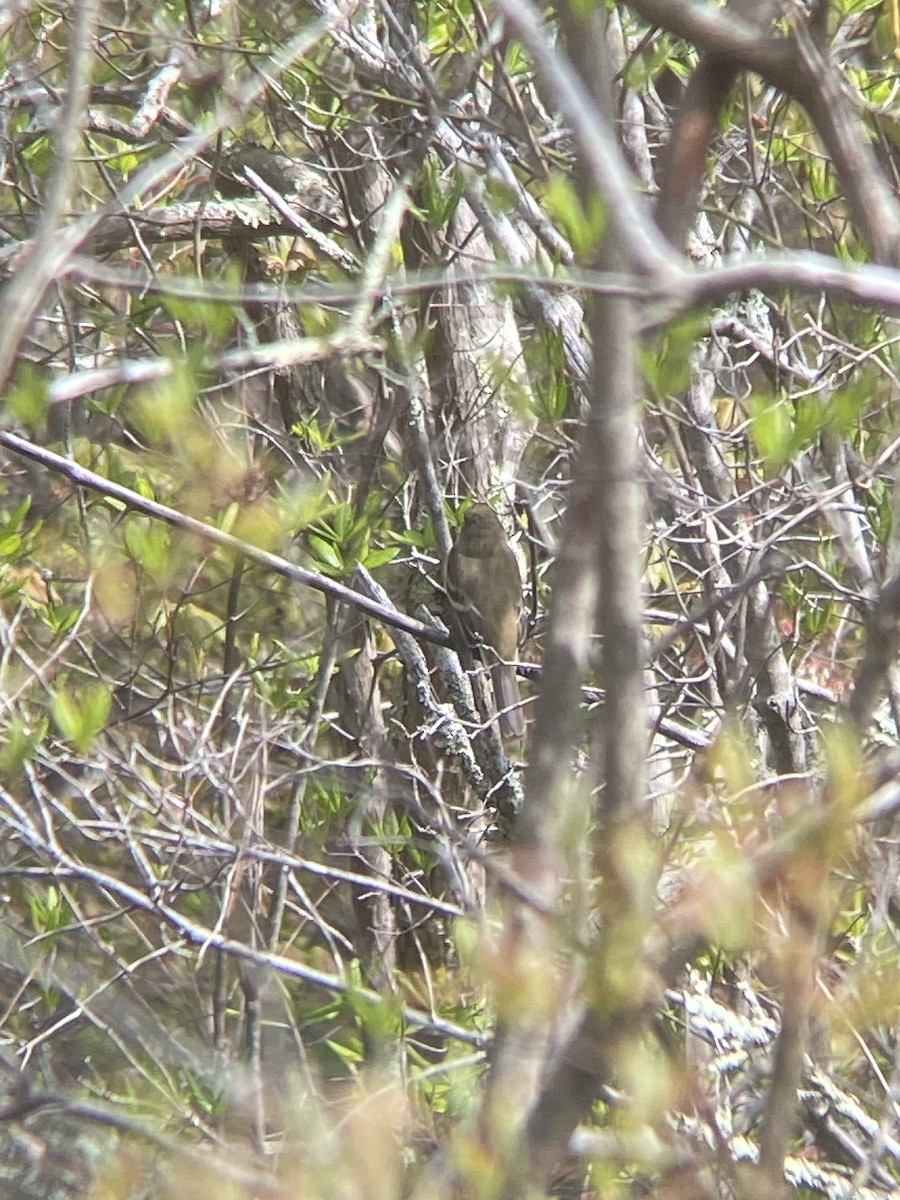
left=470, top=4, right=649, bottom=1193
left=0, top=0, right=100, bottom=392
left=755, top=904, right=820, bottom=1199
left=333, top=607, right=399, bottom=1000
left=656, top=0, right=779, bottom=250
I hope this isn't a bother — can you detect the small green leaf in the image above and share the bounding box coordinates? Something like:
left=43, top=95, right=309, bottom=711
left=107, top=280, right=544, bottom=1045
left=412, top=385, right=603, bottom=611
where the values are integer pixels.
left=750, top=394, right=793, bottom=468
left=124, top=516, right=172, bottom=582
left=134, top=475, right=156, bottom=501
left=29, top=884, right=64, bottom=933
left=51, top=681, right=111, bottom=752
left=542, top=172, right=606, bottom=255
left=108, top=149, right=139, bottom=175
left=361, top=546, right=399, bottom=570
left=163, top=295, right=236, bottom=342
left=642, top=314, right=707, bottom=398
left=308, top=534, right=344, bottom=572
left=5, top=363, right=49, bottom=427
left=0, top=713, right=47, bottom=778
left=47, top=603, right=79, bottom=638
left=23, top=134, right=52, bottom=176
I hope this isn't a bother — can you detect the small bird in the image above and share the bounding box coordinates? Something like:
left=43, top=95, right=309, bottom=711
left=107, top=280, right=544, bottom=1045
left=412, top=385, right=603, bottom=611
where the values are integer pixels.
left=446, top=503, right=525, bottom=739
left=212, top=143, right=345, bottom=228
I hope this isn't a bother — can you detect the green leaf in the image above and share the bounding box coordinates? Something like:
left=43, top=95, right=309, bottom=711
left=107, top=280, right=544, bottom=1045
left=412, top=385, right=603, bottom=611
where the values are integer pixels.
left=51, top=681, right=112, bottom=752
left=750, top=393, right=793, bottom=469
left=29, top=884, right=64, bottom=933
left=641, top=314, right=707, bottom=398
left=308, top=533, right=344, bottom=572
left=542, top=172, right=606, bottom=255
left=324, top=1038, right=365, bottom=1069
left=163, top=295, right=236, bottom=343
left=130, top=362, right=198, bottom=446
left=4, top=362, right=49, bottom=427
left=124, top=515, right=172, bottom=582
left=360, top=545, right=399, bottom=570
left=23, top=134, right=51, bottom=176
left=0, top=713, right=47, bottom=779
left=47, top=603, right=80, bottom=638
left=107, top=148, right=139, bottom=175
left=0, top=531, right=22, bottom=556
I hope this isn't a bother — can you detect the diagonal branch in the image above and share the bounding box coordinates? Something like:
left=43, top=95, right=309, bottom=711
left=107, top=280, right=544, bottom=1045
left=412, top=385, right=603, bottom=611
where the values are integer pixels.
left=0, top=429, right=448, bottom=647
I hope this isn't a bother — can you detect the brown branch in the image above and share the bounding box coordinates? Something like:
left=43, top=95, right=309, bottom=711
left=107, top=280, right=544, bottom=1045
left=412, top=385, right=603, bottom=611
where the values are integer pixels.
left=0, top=200, right=346, bottom=276
left=656, top=54, right=738, bottom=250
left=848, top=570, right=900, bottom=731
left=656, top=0, right=780, bottom=250
left=629, top=0, right=900, bottom=266
left=0, top=821, right=484, bottom=1047
left=51, top=248, right=900, bottom=333
left=0, top=429, right=449, bottom=648
left=85, top=203, right=323, bottom=256
left=757, top=909, right=819, bottom=1198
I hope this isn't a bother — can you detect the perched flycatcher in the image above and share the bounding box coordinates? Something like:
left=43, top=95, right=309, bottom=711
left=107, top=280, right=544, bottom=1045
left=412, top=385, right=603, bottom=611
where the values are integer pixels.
left=446, top=503, right=525, bottom=739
